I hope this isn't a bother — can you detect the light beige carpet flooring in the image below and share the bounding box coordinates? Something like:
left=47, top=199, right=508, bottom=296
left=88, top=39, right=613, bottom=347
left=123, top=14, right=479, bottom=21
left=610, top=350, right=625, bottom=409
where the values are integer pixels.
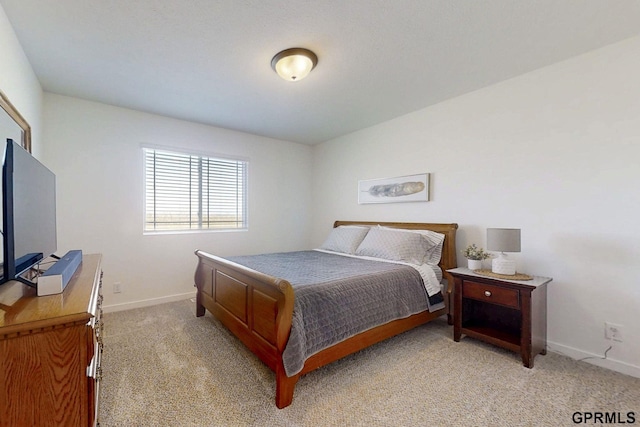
left=99, top=299, right=639, bottom=426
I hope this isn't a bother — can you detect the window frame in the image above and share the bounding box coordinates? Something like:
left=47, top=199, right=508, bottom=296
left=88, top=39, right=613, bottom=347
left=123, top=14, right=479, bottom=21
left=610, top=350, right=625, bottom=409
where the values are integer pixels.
left=142, top=145, right=248, bottom=234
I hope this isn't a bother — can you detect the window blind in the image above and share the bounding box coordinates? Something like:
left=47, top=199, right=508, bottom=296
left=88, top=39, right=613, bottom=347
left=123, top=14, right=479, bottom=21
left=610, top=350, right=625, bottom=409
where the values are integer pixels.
left=144, top=148, right=247, bottom=232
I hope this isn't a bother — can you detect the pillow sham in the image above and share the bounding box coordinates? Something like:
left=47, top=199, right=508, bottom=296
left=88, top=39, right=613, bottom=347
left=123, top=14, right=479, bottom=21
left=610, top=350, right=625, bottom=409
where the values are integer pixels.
left=379, top=226, right=445, bottom=265
left=355, top=226, right=428, bottom=264
left=319, top=226, right=370, bottom=254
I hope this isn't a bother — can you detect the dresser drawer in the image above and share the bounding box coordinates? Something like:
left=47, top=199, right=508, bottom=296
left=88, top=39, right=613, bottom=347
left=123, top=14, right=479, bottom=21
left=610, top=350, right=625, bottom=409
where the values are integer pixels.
left=463, top=280, right=520, bottom=308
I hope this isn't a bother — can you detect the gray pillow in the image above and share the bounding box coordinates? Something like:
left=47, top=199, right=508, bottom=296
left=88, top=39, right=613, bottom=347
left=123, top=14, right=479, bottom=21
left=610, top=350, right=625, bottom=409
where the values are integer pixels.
left=379, top=226, right=445, bottom=264
left=319, top=226, right=370, bottom=254
left=355, top=226, right=428, bottom=264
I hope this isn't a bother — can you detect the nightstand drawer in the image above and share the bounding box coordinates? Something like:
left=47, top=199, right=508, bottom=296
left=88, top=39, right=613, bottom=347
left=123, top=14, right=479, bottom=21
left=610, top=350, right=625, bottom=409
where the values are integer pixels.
left=463, top=281, right=520, bottom=308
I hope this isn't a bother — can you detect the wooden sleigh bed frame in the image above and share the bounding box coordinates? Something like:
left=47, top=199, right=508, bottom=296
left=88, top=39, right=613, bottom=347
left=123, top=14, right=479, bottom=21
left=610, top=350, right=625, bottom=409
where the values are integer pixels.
left=194, top=220, right=458, bottom=408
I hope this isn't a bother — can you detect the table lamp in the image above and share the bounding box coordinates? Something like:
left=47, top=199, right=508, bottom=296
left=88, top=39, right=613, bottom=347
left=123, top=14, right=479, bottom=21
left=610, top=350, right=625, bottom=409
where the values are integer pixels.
left=487, top=228, right=521, bottom=275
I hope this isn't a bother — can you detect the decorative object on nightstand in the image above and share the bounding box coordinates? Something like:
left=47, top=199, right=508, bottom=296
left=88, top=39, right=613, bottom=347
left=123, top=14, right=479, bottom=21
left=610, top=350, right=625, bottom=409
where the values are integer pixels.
left=487, top=228, right=520, bottom=275
left=448, top=267, right=552, bottom=368
left=461, top=243, right=491, bottom=270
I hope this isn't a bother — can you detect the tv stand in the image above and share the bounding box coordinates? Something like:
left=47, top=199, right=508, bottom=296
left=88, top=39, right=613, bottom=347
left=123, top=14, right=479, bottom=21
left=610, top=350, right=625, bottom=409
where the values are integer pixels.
left=14, top=275, right=37, bottom=288
left=0, top=254, right=103, bottom=426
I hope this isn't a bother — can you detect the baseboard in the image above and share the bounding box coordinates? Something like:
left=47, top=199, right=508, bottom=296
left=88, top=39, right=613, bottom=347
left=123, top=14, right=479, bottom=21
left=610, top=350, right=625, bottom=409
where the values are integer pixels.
left=547, top=340, right=640, bottom=379
left=103, top=291, right=196, bottom=313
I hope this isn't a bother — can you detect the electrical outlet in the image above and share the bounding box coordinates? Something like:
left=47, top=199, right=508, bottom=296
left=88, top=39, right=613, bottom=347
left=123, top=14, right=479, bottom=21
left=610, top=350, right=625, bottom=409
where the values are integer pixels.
left=113, top=281, right=122, bottom=294
left=605, top=322, right=623, bottom=342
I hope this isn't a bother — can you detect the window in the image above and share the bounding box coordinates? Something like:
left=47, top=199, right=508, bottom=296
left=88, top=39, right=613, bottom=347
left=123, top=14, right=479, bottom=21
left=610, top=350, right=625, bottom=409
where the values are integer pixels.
left=144, top=147, right=247, bottom=232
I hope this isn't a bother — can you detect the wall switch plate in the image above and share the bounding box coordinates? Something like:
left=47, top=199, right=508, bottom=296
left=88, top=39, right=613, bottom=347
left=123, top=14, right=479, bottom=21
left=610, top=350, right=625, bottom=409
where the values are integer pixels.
left=113, top=281, right=122, bottom=294
left=605, top=322, right=623, bottom=342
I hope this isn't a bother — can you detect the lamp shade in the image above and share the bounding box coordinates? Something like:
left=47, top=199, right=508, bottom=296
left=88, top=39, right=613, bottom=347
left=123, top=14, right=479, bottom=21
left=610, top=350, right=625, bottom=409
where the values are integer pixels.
left=271, top=48, right=318, bottom=82
left=487, top=228, right=521, bottom=253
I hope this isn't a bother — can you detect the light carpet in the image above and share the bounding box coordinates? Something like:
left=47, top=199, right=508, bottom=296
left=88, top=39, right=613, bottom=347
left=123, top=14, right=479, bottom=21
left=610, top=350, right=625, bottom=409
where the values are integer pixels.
left=99, top=299, right=639, bottom=426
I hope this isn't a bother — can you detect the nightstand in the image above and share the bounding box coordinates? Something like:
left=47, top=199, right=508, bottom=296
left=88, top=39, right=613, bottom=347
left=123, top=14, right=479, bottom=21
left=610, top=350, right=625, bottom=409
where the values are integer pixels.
left=448, top=267, right=552, bottom=368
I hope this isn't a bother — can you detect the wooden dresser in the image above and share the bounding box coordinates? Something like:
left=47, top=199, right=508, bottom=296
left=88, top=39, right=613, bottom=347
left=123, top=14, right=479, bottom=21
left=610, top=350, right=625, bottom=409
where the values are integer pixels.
left=0, top=254, right=103, bottom=427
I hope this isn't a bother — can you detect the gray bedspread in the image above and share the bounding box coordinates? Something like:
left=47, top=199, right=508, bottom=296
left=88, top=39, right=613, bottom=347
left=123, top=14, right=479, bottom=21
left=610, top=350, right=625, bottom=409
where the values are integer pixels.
left=226, top=250, right=440, bottom=377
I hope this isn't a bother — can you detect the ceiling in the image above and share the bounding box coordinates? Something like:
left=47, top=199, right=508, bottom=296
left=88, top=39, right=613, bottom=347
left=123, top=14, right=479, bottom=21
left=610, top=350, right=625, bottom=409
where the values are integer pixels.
left=2, top=1, right=640, bottom=145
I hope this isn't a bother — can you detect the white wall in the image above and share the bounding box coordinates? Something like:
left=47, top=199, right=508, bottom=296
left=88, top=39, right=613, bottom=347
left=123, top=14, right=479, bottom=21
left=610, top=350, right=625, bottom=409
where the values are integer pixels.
left=42, top=94, right=313, bottom=311
left=0, top=5, right=42, bottom=154
left=312, top=36, right=640, bottom=377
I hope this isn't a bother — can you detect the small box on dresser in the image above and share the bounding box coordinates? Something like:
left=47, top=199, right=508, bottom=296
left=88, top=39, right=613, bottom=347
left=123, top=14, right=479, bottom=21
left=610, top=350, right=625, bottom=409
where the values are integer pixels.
left=448, top=267, right=552, bottom=368
left=0, top=254, right=103, bottom=426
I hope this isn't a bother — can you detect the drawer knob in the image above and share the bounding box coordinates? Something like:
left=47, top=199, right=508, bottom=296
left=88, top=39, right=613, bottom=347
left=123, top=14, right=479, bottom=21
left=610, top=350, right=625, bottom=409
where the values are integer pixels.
left=484, top=290, right=492, bottom=297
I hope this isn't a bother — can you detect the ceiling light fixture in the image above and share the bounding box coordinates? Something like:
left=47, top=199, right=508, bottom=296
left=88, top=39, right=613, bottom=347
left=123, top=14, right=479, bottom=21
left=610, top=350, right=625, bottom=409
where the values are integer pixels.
left=271, top=48, right=318, bottom=82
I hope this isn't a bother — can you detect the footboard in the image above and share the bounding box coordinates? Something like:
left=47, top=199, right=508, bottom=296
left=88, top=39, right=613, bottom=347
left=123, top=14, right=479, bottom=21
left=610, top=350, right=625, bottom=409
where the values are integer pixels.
left=194, top=250, right=298, bottom=407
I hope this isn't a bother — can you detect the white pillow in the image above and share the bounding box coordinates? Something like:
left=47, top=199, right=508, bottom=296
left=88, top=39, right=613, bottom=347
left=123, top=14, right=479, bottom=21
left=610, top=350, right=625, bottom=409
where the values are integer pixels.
left=355, top=226, right=427, bottom=264
left=319, top=226, right=370, bottom=254
left=379, top=226, right=445, bottom=265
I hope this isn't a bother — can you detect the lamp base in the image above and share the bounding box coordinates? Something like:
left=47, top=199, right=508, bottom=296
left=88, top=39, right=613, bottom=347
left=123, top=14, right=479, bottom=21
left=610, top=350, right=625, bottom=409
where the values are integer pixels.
left=492, top=254, right=516, bottom=275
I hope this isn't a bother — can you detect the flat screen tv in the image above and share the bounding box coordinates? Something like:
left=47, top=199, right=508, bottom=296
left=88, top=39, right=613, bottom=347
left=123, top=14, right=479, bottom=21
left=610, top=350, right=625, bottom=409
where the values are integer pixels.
left=1, top=139, right=57, bottom=286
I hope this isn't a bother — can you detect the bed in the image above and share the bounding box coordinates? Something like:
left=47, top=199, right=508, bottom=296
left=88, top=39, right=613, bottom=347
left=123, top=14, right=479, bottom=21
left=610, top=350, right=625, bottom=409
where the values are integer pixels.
left=194, top=220, right=458, bottom=408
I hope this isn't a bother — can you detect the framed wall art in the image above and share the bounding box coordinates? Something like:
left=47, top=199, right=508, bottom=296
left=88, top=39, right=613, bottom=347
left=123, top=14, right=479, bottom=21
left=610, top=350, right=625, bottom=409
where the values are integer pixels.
left=358, top=173, right=430, bottom=204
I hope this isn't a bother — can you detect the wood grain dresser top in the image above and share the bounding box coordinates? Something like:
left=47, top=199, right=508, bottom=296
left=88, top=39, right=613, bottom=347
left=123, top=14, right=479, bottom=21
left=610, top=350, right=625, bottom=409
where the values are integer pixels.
left=0, top=254, right=102, bottom=335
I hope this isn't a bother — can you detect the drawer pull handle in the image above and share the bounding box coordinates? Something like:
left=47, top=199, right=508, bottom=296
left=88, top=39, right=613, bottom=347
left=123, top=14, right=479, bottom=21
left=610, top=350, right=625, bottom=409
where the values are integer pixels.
left=484, top=290, right=492, bottom=297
